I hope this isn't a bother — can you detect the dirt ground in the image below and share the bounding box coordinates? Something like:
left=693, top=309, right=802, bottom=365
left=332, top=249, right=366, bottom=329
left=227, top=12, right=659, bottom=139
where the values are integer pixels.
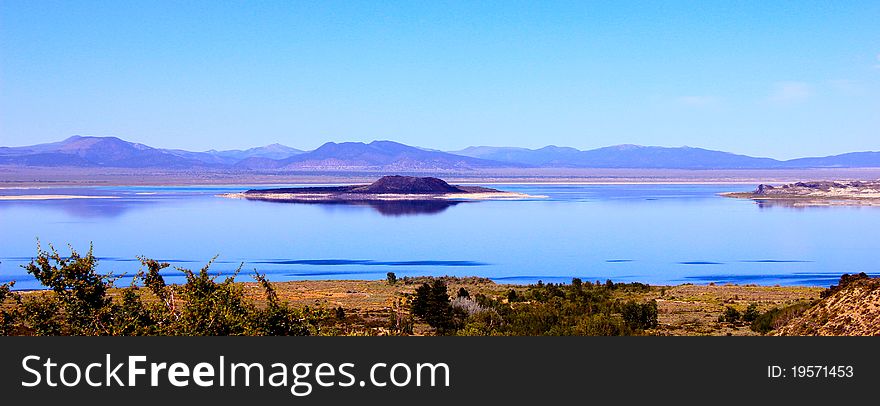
left=237, top=279, right=822, bottom=336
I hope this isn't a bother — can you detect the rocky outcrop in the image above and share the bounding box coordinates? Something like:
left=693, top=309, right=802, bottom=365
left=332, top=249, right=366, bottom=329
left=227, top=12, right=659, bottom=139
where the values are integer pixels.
left=351, top=175, right=467, bottom=194
left=722, top=180, right=880, bottom=205
left=776, top=273, right=880, bottom=336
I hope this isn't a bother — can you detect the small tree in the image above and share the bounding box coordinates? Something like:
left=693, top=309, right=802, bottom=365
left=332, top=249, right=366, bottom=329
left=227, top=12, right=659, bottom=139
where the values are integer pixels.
left=411, top=280, right=455, bottom=334
left=722, top=306, right=741, bottom=324
left=386, top=272, right=397, bottom=285
left=621, top=300, right=658, bottom=330
left=24, top=243, right=115, bottom=335
left=506, top=289, right=518, bottom=302
left=743, top=303, right=759, bottom=323
left=0, top=282, right=19, bottom=335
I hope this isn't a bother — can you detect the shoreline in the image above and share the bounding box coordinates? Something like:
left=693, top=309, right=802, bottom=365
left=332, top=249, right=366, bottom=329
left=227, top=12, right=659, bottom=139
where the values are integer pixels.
left=0, top=194, right=119, bottom=200
left=4, top=167, right=880, bottom=188
left=218, top=191, right=545, bottom=201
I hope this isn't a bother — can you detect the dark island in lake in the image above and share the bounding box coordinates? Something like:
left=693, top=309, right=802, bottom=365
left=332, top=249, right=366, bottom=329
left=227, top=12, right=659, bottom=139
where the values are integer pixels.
left=220, top=175, right=542, bottom=202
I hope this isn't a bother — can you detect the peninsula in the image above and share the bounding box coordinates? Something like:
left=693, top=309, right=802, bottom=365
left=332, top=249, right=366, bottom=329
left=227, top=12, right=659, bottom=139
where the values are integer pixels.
left=722, top=180, right=880, bottom=206
left=219, top=175, right=541, bottom=202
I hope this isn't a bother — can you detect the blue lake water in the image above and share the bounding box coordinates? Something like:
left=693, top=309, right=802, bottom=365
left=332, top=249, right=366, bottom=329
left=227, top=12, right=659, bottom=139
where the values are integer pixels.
left=1, top=183, right=878, bottom=289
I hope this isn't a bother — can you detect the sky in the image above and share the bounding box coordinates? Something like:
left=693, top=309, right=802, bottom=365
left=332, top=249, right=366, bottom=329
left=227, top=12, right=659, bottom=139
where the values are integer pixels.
left=1, top=1, right=878, bottom=159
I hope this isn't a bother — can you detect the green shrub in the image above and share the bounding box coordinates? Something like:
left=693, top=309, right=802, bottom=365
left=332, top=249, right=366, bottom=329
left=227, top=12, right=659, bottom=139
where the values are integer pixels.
left=722, top=306, right=741, bottom=324
left=743, top=303, right=759, bottom=323
left=750, top=302, right=813, bottom=335
left=3, top=243, right=329, bottom=336
left=620, top=300, right=658, bottom=330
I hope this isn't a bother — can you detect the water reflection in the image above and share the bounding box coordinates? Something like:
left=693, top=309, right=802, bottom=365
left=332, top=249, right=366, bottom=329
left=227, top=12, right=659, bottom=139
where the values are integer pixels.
left=0, top=198, right=155, bottom=219
left=755, top=199, right=880, bottom=210
left=244, top=198, right=467, bottom=216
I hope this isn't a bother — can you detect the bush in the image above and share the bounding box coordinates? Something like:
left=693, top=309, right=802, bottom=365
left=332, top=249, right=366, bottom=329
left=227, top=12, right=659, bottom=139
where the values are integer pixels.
left=750, top=302, right=813, bottom=335
left=743, top=303, right=759, bottom=323
left=722, top=306, right=741, bottom=324
left=0, top=282, right=18, bottom=335
left=2, top=243, right=330, bottom=336
left=386, top=272, right=397, bottom=285
left=620, top=300, right=658, bottom=330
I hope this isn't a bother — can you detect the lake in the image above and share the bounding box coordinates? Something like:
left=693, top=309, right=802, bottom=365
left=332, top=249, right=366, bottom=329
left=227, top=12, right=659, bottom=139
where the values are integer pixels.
left=1, top=183, right=878, bottom=290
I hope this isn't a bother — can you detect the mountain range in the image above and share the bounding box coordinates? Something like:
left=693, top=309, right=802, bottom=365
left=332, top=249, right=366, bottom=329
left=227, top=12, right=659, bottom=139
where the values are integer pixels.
left=1, top=135, right=879, bottom=171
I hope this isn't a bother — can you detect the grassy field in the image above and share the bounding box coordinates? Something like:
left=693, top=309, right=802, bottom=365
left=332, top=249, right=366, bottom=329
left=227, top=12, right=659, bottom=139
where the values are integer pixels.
left=230, top=278, right=822, bottom=336
left=6, top=275, right=823, bottom=336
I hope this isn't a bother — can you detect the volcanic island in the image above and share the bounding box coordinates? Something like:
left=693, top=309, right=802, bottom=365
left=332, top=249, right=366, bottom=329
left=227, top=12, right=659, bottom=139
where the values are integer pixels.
left=219, top=175, right=544, bottom=202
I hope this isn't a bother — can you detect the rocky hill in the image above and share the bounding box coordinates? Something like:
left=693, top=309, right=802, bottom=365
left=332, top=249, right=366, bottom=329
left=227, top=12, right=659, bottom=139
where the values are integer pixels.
left=776, top=273, right=880, bottom=336
left=352, top=175, right=466, bottom=194
left=722, top=180, right=880, bottom=205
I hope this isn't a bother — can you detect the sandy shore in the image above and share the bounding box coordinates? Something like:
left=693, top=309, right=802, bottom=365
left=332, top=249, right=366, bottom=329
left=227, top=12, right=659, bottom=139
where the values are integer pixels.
left=0, top=195, right=119, bottom=200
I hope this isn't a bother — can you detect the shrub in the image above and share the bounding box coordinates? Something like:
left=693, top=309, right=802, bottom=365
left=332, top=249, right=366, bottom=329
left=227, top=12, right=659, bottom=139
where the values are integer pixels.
left=3, top=243, right=329, bottom=336
left=0, top=282, right=18, bottom=335
left=750, top=302, right=813, bottom=335
left=722, top=306, right=741, bottom=324
left=620, top=300, right=658, bottom=330
left=743, top=303, right=759, bottom=323
left=386, top=272, right=397, bottom=285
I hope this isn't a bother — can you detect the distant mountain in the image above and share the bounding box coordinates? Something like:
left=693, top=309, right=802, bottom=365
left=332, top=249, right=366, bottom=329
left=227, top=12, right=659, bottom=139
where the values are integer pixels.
left=2, top=136, right=880, bottom=170
left=0, top=136, right=209, bottom=168
left=207, top=144, right=304, bottom=160
left=451, top=145, right=582, bottom=166
left=453, top=144, right=782, bottom=169
left=575, top=145, right=781, bottom=169
left=781, top=151, right=880, bottom=168
left=236, top=141, right=515, bottom=171
left=161, top=143, right=304, bottom=165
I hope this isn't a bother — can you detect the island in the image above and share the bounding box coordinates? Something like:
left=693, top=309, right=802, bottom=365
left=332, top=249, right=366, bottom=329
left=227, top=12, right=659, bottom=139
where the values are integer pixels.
left=219, top=175, right=543, bottom=202
left=721, top=180, right=880, bottom=206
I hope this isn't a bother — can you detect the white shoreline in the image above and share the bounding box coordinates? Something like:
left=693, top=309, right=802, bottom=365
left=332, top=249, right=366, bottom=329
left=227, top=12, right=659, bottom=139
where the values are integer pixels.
left=0, top=195, right=119, bottom=201
left=218, top=191, right=545, bottom=201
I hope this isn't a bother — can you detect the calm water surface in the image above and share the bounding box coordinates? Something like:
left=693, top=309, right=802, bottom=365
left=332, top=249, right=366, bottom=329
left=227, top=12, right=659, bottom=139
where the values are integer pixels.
left=1, top=184, right=878, bottom=289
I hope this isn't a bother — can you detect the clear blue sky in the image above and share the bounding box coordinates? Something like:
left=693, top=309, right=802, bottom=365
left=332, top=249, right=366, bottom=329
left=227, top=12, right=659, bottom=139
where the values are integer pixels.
left=1, top=1, right=878, bottom=159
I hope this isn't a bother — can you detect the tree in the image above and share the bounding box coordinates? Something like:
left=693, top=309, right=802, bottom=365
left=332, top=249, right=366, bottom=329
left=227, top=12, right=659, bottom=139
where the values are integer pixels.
left=743, top=303, right=759, bottom=323
left=386, top=272, right=397, bottom=285
left=0, top=281, right=19, bottom=335
left=621, top=300, right=658, bottom=330
left=5, top=242, right=330, bottom=336
left=411, top=280, right=455, bottom=334
left=24, top=243, right=115, bottom=335
left=506, top=289, right=518, bottom=302
left=722, top=306, right=741, bottom=324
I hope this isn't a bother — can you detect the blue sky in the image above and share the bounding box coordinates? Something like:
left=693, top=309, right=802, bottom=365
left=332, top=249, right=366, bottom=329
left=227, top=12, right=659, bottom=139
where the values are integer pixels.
left=1, top=1, right=878, bottom=159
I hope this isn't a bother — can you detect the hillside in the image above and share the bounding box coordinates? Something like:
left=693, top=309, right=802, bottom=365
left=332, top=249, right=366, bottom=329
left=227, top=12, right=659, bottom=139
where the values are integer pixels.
left=4, top=136, right=880, bottom=171
left=776, top=273, right=880, bottom=336
left=454, top=144, right=782, bottom=169
left=235, top=140, right=514, bottom=171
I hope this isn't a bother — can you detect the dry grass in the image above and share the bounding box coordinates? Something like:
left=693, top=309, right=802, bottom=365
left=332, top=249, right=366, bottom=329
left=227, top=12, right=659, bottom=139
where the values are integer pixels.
left=7, top=279, right=823, bottom=336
